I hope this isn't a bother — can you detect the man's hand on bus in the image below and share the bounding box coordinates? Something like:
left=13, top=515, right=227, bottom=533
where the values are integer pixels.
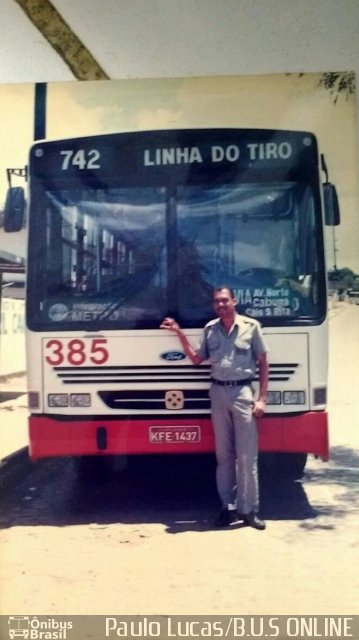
left=160, top=317, right=203, bottom=365
left=160, top=317, right=180, bottom=332
left=252, top=399, right=266, bottom=418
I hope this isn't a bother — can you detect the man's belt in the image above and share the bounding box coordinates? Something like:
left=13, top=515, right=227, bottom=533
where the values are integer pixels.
left=211, top=378, right=253, bottom=387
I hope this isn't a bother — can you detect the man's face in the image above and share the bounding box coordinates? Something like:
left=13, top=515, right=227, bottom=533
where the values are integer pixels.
left=213, top=288, right=237, bottom=319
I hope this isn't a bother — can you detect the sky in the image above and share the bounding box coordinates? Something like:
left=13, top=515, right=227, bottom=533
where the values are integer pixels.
left=0, top=73, right=358, bottom=272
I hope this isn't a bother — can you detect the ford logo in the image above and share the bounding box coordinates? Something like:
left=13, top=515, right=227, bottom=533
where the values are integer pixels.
left=161, top=351, right=186, bottom=361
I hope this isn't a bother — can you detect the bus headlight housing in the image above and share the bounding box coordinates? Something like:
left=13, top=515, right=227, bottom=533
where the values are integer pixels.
left=283, top=391, right=306, bottom=405
left=71, top=393, right=91, bottom=407
left=266, top=391, right=282, bottom=405
left=48, top=393, right=69, bottom=407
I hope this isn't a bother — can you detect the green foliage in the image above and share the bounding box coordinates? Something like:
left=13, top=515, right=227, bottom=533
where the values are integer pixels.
left=319, top=72, right=356, bottom=104
left=328, top=267, right=359, bottom=290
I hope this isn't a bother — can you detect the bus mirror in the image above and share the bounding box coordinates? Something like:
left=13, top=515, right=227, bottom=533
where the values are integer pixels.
left=323, top=183, right=340, bottom=226
left=3, top=187, right=25, bottom=232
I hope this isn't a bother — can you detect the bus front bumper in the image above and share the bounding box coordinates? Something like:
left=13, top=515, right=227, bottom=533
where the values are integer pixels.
left=28, top=411, right=329, bottom=461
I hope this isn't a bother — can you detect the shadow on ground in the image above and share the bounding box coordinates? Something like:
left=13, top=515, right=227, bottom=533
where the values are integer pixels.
left=297, top=445, right=359, bottom=531
left=0, top=446, right=357, bottom=532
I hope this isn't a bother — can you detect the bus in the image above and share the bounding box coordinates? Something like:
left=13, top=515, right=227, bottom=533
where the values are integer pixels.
left=15, top=128, right=340, bottom=476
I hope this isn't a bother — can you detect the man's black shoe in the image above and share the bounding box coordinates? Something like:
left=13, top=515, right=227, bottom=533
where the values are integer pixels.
left=243, top=513, right=266, bottom=530
left=214, top=508, right=235, bottom=527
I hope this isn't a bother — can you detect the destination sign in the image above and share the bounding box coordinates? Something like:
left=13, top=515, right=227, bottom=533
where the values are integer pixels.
left=143, top=142, right=293, bottom=166
left=29, top=129, right=318, bottom=181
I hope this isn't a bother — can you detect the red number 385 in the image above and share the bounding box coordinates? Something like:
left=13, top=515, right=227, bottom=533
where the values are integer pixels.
left=45, top=338, right=109, bottom=366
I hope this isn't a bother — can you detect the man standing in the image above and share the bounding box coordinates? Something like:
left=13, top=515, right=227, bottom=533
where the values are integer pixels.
left=160, top=286, right=269, bottom=530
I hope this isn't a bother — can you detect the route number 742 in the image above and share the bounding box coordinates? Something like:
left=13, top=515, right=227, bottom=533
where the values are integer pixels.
left=45, top=338, right=109, bottom=366
left=60, top=149, right=101, bottom=170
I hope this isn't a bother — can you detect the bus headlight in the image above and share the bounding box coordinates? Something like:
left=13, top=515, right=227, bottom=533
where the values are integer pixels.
left=71, top=393, right=91, bottom=407
left=283, top=391, right=306, bottom=405
left=266, top=391, right=282, bottom=405
left=48, top=393, right=69, bottom=407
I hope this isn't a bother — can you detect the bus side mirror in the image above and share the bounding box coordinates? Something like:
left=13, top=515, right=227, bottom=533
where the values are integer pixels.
left=323, top=183, right=340, bottom=226
left=3, top=187, right=26, bottom=232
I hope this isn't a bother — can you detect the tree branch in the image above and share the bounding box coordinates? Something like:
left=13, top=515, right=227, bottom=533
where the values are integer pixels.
left=14, top=0, right=110, bottom=80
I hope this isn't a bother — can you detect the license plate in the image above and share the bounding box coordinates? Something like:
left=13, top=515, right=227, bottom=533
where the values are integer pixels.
left=149, top=425, right=201, bottom=444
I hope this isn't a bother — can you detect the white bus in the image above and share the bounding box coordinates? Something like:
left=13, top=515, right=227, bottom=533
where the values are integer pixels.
left=8, top=128, right=340, bottom=476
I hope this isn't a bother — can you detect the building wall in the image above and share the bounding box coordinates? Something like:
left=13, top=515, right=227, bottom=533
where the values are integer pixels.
left=0, top=297, right=26, bottom=376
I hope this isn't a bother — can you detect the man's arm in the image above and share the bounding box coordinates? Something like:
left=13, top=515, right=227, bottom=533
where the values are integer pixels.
left=160, top=317, right=204, bottom=365
left=253, top=352, right=269, bottom=417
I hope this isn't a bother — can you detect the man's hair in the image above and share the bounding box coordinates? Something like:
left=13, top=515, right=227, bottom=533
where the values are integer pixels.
left=213, top=285, right=236, bottom=299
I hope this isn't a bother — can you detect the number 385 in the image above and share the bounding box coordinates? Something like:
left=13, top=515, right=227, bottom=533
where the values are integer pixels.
left=45, top=338, right=109, bottom=366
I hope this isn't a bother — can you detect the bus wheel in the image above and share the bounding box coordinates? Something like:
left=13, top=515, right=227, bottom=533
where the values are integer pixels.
left=259, top=452, right=308, bottom=480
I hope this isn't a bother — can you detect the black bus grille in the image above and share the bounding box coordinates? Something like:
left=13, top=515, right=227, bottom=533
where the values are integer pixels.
left=98, top=389, right=211, bottom=411
left=54, top=364, right=211, bottom=384
left=54, top=362, right=298, bottom=385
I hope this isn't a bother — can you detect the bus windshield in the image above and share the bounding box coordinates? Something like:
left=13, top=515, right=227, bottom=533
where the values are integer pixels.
left=28, top=179, right=325, bottom=330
